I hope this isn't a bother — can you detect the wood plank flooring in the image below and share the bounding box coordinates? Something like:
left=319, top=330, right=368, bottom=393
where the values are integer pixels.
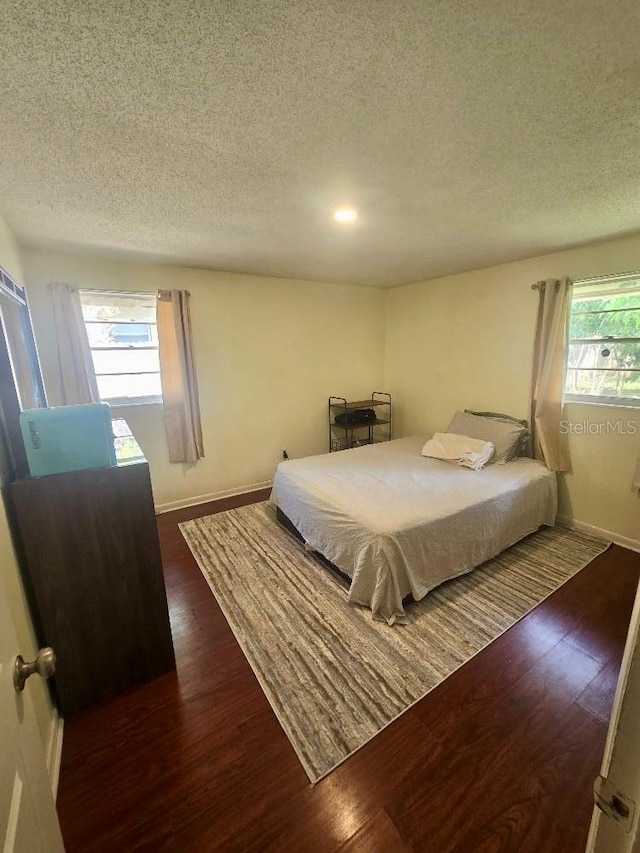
left=55, top=490, right=640, bottom=852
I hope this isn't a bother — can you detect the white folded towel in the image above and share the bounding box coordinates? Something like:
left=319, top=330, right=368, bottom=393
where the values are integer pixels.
left=421, top=432, right=495, bottom=471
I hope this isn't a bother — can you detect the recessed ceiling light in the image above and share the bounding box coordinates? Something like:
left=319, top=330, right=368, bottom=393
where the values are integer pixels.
left=333, top=207, right=358, bottom=224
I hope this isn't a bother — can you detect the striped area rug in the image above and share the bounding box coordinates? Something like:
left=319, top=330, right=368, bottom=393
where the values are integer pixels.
left=179, top=502, right=609, bottom=783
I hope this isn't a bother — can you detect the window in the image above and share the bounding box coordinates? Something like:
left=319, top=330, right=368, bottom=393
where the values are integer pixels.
left=1, top=269, right=46, bottom=411
left=565, top=274, right=640, bottom=408
left=0, top=267, right=47, bottom=479
left=78, top=290, right=162, bottom=405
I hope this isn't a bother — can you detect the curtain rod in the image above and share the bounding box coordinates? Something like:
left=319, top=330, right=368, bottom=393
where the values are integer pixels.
left=76, top=287, right=154, bottom=298
left=573, top=269, right=640, bottom=286
left=69, top=287, right=191, bottom=299
left=531, top=270, right=640, bottom=290
left=158, top=289, right=190, bottom=301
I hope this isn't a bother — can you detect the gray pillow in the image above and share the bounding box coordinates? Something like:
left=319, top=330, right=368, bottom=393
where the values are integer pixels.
left=446, top=411, right=527, bottom=464
left=465, top=410, right=531, bottom=458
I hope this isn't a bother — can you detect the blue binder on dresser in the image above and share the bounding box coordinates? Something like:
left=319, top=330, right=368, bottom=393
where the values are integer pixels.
left=19, top=403, right=117, bottom=477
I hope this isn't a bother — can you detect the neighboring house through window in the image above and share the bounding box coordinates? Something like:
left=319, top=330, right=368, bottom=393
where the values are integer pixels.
left=78, top=290, right=162, bottom=405
left=565, top=273, right=640, bottom=408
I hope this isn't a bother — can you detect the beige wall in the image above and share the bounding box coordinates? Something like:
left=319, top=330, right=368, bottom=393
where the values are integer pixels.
left=0, top=217, right=54, bottom=750
left=22, top=250, right=386, bottom=510
left=384, top=233, right=640, bottom=545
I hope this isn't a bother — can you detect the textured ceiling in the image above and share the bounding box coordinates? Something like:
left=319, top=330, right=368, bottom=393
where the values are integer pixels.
left=1, top=1, right=640, bottom=287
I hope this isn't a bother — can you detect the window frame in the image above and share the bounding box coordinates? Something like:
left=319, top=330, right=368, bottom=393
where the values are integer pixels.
left=78, top=289, right=163, bottom=407
left=564, top=273, right=640, bottom=410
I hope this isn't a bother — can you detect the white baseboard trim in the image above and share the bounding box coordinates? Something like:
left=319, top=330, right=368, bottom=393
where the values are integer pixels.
left=155, top=479, right=273, bottom=514
left=46, top=709, right=64, bottom=801
left=556, top=515, right=640, bottom=554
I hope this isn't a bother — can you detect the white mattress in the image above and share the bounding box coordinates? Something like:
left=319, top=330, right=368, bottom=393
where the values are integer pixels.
left=271, top=436, right=557, bottom=625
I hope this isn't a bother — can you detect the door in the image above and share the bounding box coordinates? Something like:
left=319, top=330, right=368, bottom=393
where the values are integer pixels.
left=0, top=564, right=65, bottom=852
left=587, top=579, right=640, bottom=852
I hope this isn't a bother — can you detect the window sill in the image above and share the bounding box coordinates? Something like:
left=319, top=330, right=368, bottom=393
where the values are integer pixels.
left=104, top=397, right=163, bottom=408
left=564, top=397, right=640, bottom=411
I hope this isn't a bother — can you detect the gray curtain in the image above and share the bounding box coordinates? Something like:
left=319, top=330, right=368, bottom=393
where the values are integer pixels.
left=530, top=278, right=571, bottom=472
left=157, top=289, right=204, bottom=463
left=49, top=283, right=99, bottom=405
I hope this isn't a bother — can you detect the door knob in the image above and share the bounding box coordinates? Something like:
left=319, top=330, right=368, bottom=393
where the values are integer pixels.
left=13, top=647, right=56, bottom=692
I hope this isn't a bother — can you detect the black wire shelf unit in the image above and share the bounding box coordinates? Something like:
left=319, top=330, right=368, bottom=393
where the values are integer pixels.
left=328, top=392, right=392, bottom=452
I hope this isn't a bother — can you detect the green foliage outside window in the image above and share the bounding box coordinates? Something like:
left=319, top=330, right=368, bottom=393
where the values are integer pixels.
left=567, top=288, right=640, bottom=402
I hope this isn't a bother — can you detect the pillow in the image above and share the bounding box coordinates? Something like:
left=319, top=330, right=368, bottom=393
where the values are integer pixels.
left=446, top=411, right=526, bottom=464
left=465, top=410, right=531, bottom=458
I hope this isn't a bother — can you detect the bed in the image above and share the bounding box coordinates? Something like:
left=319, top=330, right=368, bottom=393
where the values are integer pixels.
left=271, top=436, right=557, bottom=624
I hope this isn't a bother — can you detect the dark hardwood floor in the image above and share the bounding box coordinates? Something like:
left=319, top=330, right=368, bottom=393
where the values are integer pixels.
left=56, top=490, right=640, bottom=852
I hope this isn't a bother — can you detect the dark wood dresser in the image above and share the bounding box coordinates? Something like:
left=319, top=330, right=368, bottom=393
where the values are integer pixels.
left=9, top=427, right=176, bottom=717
